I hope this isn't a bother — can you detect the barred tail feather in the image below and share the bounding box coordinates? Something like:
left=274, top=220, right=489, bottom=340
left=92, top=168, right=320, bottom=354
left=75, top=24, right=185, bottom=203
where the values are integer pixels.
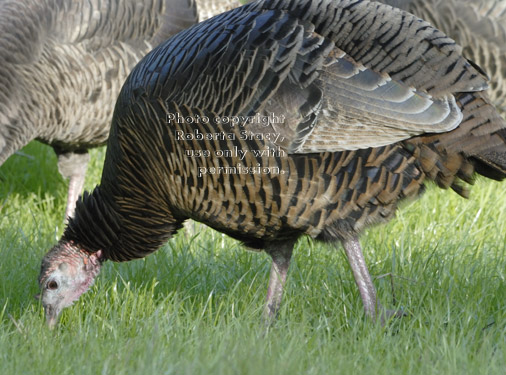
left=406, top=91, right=506, bottom=197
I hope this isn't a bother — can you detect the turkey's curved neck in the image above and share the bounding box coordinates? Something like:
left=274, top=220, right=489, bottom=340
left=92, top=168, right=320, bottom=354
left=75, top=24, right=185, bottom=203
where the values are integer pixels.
left=63, top=185, right=182, bottom=262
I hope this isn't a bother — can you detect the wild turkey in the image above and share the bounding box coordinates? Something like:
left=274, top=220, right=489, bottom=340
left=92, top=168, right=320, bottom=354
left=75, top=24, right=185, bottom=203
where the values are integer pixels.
left=0, top=0, right=198, bottom=220
left=38, top=0, right=506, bottom=327
left=377, top=0, right=506, bottom=115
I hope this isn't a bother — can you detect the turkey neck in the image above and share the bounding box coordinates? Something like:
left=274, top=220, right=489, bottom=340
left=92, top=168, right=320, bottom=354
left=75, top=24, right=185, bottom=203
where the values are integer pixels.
left=62, top=183, right=183, bottom=263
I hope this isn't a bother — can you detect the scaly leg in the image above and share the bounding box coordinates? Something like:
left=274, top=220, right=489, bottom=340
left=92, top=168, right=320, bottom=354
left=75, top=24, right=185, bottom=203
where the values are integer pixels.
left=56, top=151, right=90, bottom=221
left=342, top=236, right=382, bottom=321
left=263, top=242, right=294, bottom=324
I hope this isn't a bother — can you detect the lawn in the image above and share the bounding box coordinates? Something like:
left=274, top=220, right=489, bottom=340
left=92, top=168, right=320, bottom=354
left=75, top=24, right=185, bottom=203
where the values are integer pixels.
left=0, top=142, right=505, bottom=375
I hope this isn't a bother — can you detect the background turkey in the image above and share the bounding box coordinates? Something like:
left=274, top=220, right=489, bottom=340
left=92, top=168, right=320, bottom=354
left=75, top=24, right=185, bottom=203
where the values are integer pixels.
left=0, top=0, right=199, bottom=221
left=196, top=0, right=244, bottom=20
left=377, top=0, right=506, bottom=116
left=38, top=0, right=506, bottom=327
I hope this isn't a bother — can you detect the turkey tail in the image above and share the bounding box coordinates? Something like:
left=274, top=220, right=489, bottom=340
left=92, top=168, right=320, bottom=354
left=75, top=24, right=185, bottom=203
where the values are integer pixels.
left=406, top=91, right=506, bottom=197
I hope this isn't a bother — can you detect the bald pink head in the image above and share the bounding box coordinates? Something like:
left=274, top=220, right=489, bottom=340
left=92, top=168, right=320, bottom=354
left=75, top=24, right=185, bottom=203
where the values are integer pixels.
left=38, top=241, right=103, bottom=328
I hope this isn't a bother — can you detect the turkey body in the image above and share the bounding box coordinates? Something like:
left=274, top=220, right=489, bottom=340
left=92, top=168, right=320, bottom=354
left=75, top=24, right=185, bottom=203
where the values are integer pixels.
left=377, top=0, right=506, bottom=115
left=39, top=0, right=506, bottom=326
left=0, top=0, right=198, bottom=219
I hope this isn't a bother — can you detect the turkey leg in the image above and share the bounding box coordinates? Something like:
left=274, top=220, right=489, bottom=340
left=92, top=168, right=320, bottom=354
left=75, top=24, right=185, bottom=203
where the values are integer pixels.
left=56, top=151, right=90, bottom=221
left=263, top=242, right=294, bottom=323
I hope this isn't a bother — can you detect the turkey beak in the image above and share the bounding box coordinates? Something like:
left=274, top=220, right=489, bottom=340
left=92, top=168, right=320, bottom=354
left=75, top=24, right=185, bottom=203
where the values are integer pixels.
left=44, top=304, right=61, bottom=329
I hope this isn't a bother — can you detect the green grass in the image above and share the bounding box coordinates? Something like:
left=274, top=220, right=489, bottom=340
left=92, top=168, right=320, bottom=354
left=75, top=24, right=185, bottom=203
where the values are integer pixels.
left=0, top=141, right=505, bottom=375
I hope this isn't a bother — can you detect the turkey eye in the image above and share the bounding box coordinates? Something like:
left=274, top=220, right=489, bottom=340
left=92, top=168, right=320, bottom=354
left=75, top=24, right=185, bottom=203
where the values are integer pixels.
left=47, top=280, right=58, bottom=290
